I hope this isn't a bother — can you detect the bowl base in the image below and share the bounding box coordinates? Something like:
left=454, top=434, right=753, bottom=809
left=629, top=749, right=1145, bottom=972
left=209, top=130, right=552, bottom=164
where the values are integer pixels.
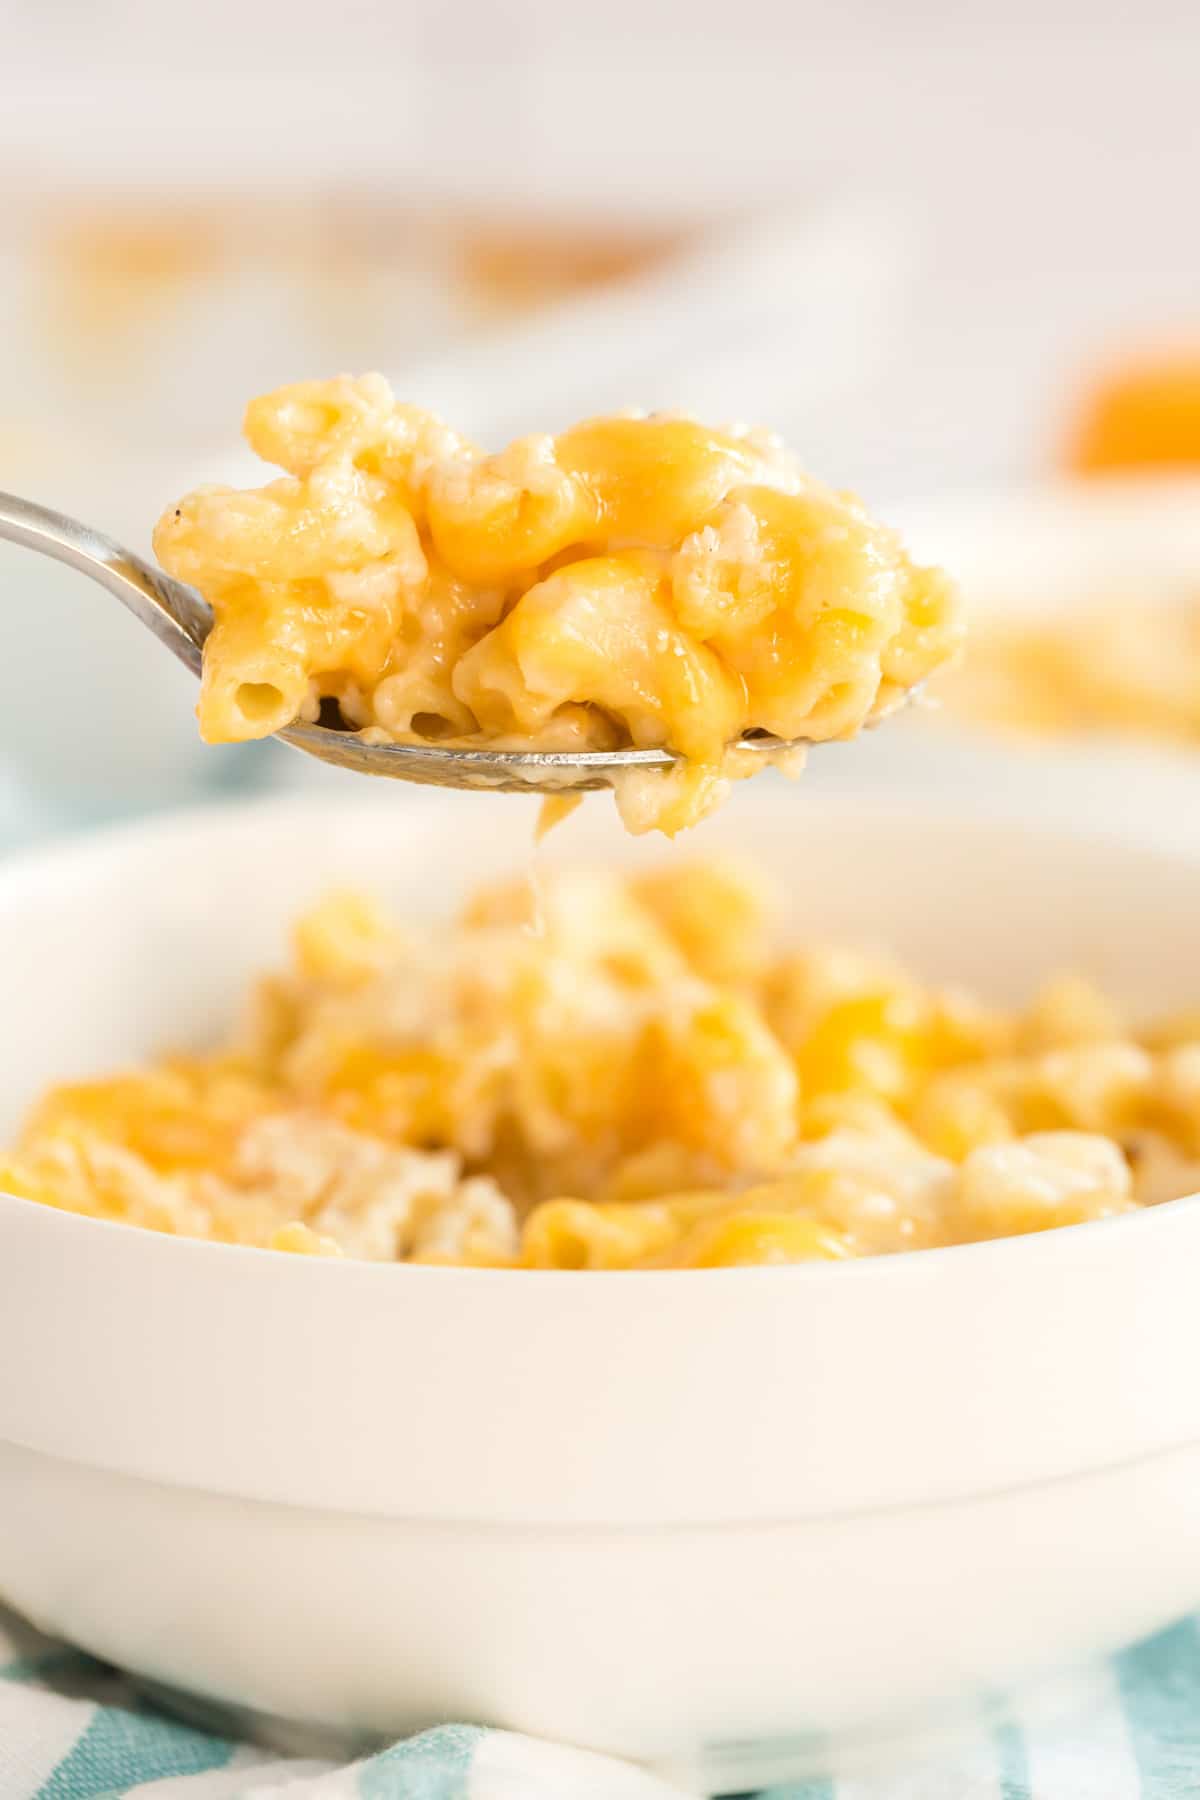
left=133, top=1659, right=1116, bottom=1794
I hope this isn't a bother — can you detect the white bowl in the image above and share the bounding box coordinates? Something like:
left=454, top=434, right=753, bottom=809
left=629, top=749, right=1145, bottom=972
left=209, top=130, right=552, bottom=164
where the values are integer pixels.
left=3, top=787, right=1200, bottom=1790
left=812, top=476, right=1200, bottom=851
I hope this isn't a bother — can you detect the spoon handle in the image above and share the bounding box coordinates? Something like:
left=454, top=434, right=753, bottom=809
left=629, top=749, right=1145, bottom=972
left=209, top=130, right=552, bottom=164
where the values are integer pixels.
left=0, top=491, right=210, bottom=679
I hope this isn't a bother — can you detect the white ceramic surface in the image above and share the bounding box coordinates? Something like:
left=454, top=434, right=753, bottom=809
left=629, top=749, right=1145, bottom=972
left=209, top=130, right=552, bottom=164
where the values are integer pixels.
left=2, top=788, right=1200, bottom=1787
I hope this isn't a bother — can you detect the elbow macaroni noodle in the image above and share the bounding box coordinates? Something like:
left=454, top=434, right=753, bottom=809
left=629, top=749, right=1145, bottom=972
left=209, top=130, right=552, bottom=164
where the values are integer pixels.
left=153, top=376, right=963, bottom=833
left=6, top=861, right=1200, bottom=1268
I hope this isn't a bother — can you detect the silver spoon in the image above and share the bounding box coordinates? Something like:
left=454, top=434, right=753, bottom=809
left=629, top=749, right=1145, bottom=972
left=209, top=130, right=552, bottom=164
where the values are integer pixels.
left=0, top=490, right=908, bottom=793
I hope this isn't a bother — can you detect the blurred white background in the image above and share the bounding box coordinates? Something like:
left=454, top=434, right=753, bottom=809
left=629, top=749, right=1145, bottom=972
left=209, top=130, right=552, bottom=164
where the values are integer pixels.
left=1, top=0, right=1198, bottom=828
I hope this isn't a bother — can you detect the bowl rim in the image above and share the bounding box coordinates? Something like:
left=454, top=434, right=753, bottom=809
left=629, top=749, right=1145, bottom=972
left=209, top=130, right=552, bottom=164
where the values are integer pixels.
left=3, top=784, right=1200, bottom=1290
left=891, top=470, right=1200, bottom=598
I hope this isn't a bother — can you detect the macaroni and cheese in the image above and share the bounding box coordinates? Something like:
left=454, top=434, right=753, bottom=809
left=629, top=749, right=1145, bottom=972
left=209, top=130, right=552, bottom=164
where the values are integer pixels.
left=6, top=861, right=1199, bottom=1268
left=153, top=377, right=963, bottom=834
left=1068, top=349, right=1200, bottom=474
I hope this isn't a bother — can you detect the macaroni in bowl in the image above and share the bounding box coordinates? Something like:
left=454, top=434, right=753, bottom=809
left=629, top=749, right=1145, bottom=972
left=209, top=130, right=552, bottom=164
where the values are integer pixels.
left=153, top=377, right=963, bottom=834
left=938, top=592, right=1200, bottom=745
left=6, top=861, right=1200, bottom=1268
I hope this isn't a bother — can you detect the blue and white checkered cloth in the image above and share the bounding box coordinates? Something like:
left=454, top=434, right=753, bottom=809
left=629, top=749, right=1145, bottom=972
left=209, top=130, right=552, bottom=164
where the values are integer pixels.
left=4, top=1604, right=1200, bottom=1799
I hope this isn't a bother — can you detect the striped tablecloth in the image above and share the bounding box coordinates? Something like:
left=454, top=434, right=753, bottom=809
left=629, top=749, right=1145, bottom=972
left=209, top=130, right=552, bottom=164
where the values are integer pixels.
left=3, top=1605, right=1199, bottom=1799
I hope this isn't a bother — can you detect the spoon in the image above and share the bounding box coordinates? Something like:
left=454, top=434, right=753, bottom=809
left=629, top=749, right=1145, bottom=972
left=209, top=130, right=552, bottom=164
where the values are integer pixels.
left=0, top=490, right=906, bottom=793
